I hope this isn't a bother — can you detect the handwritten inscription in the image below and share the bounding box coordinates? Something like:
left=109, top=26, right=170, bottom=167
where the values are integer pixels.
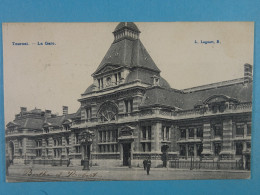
left=12, top=41, right=56, bottom=46
left=23, top=168, right=98, bottom=178
left=194, top=40, right=221, bottom=44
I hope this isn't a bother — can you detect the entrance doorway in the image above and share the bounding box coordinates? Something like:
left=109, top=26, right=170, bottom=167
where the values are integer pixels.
left=123, top=143, right=131, bottom=166
left=161, top=145, right=169, bottom=167
left=8, top=141, right=14, bottom=163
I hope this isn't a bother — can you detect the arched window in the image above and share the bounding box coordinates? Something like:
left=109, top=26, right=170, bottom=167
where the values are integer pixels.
left=97, top=102, right=118, bottom=122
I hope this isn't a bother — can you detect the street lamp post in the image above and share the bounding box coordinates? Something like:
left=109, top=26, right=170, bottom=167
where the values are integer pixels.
left=79, top=130, right=94, bottom=170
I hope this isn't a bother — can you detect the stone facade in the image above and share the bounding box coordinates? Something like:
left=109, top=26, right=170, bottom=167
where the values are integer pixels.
left=5, top=22, right=252, bottom=169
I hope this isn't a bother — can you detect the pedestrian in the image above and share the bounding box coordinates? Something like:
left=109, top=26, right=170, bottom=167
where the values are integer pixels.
left=67, top=158, right=71, bottom=167
left=128, top=157, right=131, bottom=168
left=143, top=158, right=147, bottom=170
left=146, top=157, right=151, bottom=175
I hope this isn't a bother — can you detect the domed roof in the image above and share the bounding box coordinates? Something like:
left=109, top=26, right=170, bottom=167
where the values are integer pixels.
left=114, top=22, right=140, bottom=32
left=83, top=84, right=96, bottom=94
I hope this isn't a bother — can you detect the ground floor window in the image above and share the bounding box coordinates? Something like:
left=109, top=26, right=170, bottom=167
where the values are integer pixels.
left=53, top=148, right=62, bottom=158
left=197, top=144, right=203, bottom=156
left=247, top=142, right=251, bottom=149
left=36, top=149, right=42, bottom=157
left=99, top=144, right=118, bottom=153
left=214, top=143, right=221, bottom=156
left=179, top=145, right=186, bottom=156
left=188, top=145, right=194, bottom=156
left=75, top=146, right=81, bottom=153
left=141, top=143, right=151, bottom=152
left=236, top=142, right=243, bottom=155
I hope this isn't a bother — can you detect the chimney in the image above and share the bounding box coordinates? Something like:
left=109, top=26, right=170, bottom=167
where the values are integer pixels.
left=244, top=63, right=253, bottom=83
left=45, top=110, right=52, bottom=118
left=20, top=107, right=27, bottom=113
left=63, top=106, right=68, bottom=115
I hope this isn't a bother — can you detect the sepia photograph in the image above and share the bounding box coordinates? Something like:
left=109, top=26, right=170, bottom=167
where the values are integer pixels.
left=2, top=22, right=254, bottom=182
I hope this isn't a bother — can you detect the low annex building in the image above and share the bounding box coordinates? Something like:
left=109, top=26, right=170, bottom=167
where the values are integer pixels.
left=5, top=22, right=252, bottom=169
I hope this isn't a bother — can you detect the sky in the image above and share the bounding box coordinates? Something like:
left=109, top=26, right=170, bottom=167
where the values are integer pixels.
left=2, top=22, right=254, bottom=124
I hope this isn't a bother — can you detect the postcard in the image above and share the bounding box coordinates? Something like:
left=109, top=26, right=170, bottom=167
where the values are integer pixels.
left=2, top=22, right=254, bottom=182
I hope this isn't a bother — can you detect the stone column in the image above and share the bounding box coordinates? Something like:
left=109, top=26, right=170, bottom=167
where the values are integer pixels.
left=194, top=144, right=197, bottom=158
left=222, top=119, right=233, bottom=149
left=152, top=122, right=161, bottom=152
left=120, top=144, right=123, bottom=160
left=69, top=132, right=75, bottom=154
left=244, top=123, right=247, bottom=137
left=146, top=128, right=149, bottom=140
left=186, top=129, right=189, bottom=140
left=243, top=142, right=247, bottom=152
left=194, top=128, right=197, bottom=139
left=201, top=122, right=213, bottom=158
left=185, top=144, right=188, bottom=159
left=22, top=137, right=27, bottom=157
left=164, top=127, right=166, bottom=140
left=130, top=142, right=133, bottom=160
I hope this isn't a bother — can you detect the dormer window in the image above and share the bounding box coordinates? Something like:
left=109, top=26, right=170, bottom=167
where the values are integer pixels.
left=86, top=107, right=92, bottom=120
left=98, top=78, right=104, bottom=89
left=152, top=75, right=160, bottom=86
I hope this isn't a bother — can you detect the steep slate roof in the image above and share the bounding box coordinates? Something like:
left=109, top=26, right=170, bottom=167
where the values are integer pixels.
left=125, top=69, right=171, bottom=88
left=93, top=23, right=160, bottom=75
left=93, top=39, right=160, bottom=74
left=12, top=118, right=44, bottom=130
left=181, top=82, right=252, bottom=110
left=140, top=82, right=252, bottom=110
left=140, top=87, right=184, bottom=109
left=46, top=113, right=77, bottom=127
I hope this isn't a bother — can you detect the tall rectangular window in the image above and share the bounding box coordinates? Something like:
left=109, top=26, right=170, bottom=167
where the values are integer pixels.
left=147, top=143, right=151, bottom=152
left=142, top=143, right=145, bottom=152
left=75, top=133, right=79, bottom=144
left=99, top=131, right=102, bottom=142
left=180, top=129, right=186, bottom=138
left=148, top=126, right=151, bottom=140
left=197, top=127, right=203, bottom=138
left=212, top=123, right=223, bottom=137
left=189, top=128, right=194, bottom=138
left=129, top=99, right=133, bottom=112
left=114, top=74, right=118, bottom=84
left=247, top=124, right=251, bottom=135
left=86, top=107, right=92, bottom=119
left=124, top=100, right=128, bottom=113
left=236, top=142, right=243, bottom=155
left=214, top=143, right=221, bottom=155
left=98, top=79, right=100, bottom=89
left=236, top=124, right=244, bottom=136
left=179, top=145, right=186, bottom=156
left=142, top=126, right=146, bottom=139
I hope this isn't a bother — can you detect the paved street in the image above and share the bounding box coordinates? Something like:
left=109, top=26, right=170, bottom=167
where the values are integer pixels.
left=6, top=164, right=250, bottom=182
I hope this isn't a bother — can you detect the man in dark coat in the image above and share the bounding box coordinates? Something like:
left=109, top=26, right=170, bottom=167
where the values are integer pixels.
left=143, top=159, right=147, bottom=170
left=67, top=158, right=71, bottom=167
left=146, top=158, right=151, bottom=175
